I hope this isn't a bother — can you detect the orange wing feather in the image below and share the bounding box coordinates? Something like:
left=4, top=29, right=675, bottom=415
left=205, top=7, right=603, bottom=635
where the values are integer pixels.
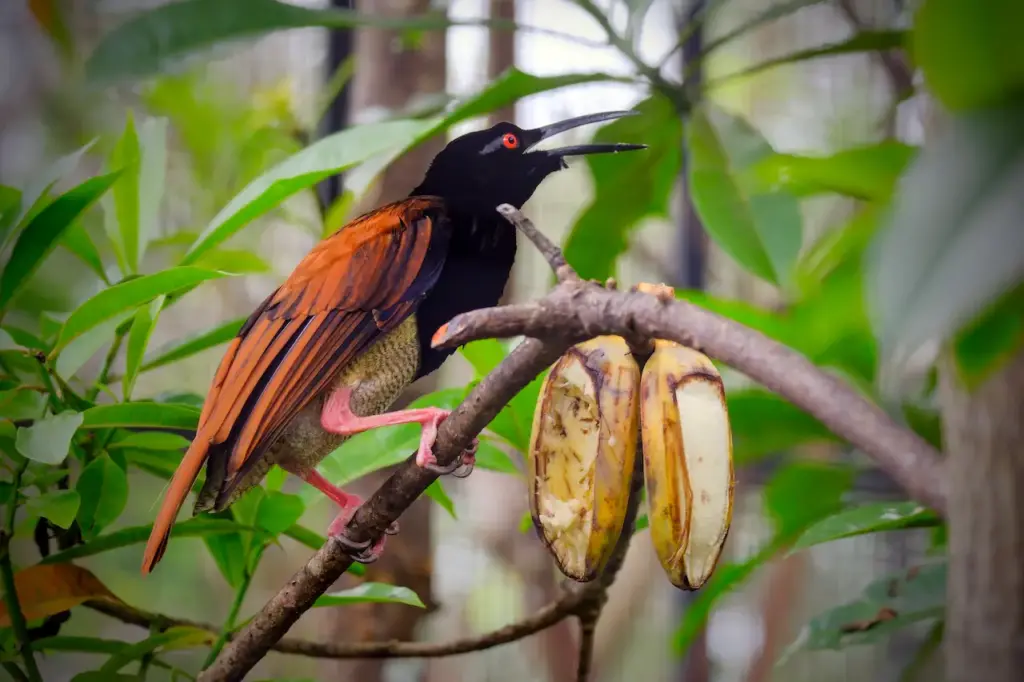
left=142, top=197, right=449, bottom=574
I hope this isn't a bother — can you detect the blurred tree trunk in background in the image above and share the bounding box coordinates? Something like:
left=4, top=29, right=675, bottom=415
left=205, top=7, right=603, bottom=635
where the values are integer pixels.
left=930, top=70, right=1024, bottom=680
left=326, top=2, right=448, bottom=680
left=487, top=0, right=516, bottom=126
left=940, top=348, right=1024, bottom=682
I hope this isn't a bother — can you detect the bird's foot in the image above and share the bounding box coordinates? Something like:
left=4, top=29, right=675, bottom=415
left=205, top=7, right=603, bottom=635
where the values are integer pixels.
left=326, top=500, right=392, bottom=564
left=299, top=469, right=397, bottom=564
left=413, top=410, right=477, bottom=478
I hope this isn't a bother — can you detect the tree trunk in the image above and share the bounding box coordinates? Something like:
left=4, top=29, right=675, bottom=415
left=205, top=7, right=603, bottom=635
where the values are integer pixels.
left=939, top=348, right=1024, bottom=682
left=487, top=0, right=516, bottom=127
left=325, top=2, right=447, bottom=680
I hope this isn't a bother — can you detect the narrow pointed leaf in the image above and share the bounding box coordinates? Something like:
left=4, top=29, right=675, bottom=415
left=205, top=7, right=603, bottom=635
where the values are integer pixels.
left=0, top=171, right=121, bottom=311
left=52, top=266, right=228, bottom=354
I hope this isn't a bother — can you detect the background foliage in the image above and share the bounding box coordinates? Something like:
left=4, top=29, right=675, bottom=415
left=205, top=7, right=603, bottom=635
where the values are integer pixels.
left=2, top=0, right=1022, bottom=679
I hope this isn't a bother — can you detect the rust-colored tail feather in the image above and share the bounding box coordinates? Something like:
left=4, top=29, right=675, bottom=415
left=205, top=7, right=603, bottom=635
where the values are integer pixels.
left=140, top=438, right=209, bottom=574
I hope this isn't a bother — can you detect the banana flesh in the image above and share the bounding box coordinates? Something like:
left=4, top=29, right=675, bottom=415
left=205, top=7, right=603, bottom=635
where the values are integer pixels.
left=527, top=335, right=640, bottom=582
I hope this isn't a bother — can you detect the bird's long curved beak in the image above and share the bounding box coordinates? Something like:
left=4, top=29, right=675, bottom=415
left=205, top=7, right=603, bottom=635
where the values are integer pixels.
left=527, top=110, right=647, bottom=157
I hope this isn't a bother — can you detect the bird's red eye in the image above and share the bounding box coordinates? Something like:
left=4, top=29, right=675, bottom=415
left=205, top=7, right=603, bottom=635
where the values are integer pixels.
left=502, top=133, right=519, bottom=149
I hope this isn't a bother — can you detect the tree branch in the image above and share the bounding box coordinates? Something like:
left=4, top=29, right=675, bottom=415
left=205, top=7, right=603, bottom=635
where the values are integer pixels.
left=435, top=280, right=947, bottom=513
left=198, top=204, right=947, bottom=680
left=86, top=585, right=584, bottom=659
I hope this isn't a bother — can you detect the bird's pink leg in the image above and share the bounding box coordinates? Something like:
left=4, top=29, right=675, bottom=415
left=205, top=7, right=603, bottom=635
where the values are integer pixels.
left=320, top=387, right=477, bottom=477
left=298, top=469, right=397, bottom=564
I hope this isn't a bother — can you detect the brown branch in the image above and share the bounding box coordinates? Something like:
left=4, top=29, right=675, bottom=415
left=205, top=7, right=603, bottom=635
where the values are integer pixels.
left=85, top=587, right=585, bottom=659
left=198, top=204, right=946, bottom=680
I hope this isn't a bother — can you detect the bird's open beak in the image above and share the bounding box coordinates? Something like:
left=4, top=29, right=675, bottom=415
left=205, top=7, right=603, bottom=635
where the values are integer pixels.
left=527, top=110, right=647, bottom=157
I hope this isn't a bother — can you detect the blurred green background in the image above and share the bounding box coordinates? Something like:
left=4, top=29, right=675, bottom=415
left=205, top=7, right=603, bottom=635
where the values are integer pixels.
left=1, top=0, right=1021, bottom=681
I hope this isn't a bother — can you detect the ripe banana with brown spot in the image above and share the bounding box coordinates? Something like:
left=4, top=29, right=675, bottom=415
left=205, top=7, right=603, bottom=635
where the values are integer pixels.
left=527, top=335, right=640, bottom=582
left=640, top=338, right=734, bottom=590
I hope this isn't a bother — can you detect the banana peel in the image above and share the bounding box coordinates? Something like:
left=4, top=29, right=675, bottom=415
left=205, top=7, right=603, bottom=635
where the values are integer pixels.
left=527, top=335, right=640, bottom=582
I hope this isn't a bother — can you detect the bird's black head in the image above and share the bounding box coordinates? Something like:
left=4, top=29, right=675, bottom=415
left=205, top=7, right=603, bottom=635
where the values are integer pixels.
left=411, top=110, right=646, bottom=214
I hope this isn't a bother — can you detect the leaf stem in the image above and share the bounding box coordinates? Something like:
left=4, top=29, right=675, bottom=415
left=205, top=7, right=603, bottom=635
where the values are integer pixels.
left=572, top=0, right=689, bottom=111
left=88, top=329, right=126, bottom=402
left=2, top=661, right=30, bottom=682
left=0, top=461, right=43, bottom=682
left=204, top=546, right=263, bottom=666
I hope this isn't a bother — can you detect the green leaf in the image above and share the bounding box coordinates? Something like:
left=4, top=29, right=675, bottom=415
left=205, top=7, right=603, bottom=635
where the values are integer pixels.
left=25, top=489, right=81, bottom=529
left=313, top=582, right=425, bottom=609
left=76, top=453, right=129, bottom=540
left=141, top=316, right=245, bottom=372
left=81, top=402, right=200, bottom=430
left=15, top=411, right=84, bottom=465
left=122, top=295, right=164, bottom=400
left=714, top=30, right=909, bottom=87
left=425, top=479, right=456, bottom=519
left=95, top=626, right=213, bottom=674
left=40, top=517, right=263, bottom=564
left=673, top=540, right=784, bottom=652
left=203, top=531, right=248, bottom=588
left=784, top=562, right=945, bottom=654
left=4, top=141, right=96, bottom=247
left=86, top=0, right=469, bottom=83
left=137, top=116, right=168, bottom=266
left=32, top=636, right=125, bottom=655
left=952, top=282, right=1024, bottom=390
left=764, top=461, right=855, bottom=537
left=0, top=171, right=121, bottom=312
left=182, top=118, right=435, bottom=266
left=56, top=310, right=136, bottom=380
left=792, top=501, right=941, bottom=551
left=52, top=266, right=228, bottom=355
left=71, top=673, right=137, bottom=682
left=0, top=184, right=21, bottom=239
left=61, top=223, right=109, bottom=283
left=102, top=113, right=168, bottom=275
left=255, top=491, right=305, bottom=535
left=728, top=390, right=839, bottom=464
left=794, top=205, right=883, bottom=295
left=104, top=112, right=142, bottom=273
left=866, top=100, right=1024, bottom=383
left=913, top=0, right=1024, bottom=111
left=563, top=94, right=682, bottom=280
left=441, top=68, right=630, bottom=128
left=474, top=439, right=519, bottom=474
left=688, top=104, right=802, bottom=287
left=458, top=339, right=507, bottom=378
left=193, top=248, right=272, bottom=274
left=487, top=369, right=548, bottom=453
left=107, top=431, right=190, bottom=451
left=750, top=142, right=917, bottom=202
left=674, top=461, right=853, bottom=652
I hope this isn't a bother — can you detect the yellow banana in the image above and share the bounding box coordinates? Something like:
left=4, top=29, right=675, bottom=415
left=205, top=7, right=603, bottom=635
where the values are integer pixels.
left=640, top=334, right=734, bottom=590
left=527, top=335, right=640, bottom=582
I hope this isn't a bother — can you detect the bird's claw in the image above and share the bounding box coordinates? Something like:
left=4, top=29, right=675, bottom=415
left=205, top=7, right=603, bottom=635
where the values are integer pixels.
left=327, top=504, right=391, bottom=564
left=418, top=437, right=478, bottom=478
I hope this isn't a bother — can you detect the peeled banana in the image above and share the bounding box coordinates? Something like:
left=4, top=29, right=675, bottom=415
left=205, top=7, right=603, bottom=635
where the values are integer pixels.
left=640, top=339, right=734, bottom=590
left=527, top=335, right=640, bottom=582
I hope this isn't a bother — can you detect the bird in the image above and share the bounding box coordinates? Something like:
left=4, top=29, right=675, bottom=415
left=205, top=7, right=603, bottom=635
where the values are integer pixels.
left=141, top=110, right=646, bottom=574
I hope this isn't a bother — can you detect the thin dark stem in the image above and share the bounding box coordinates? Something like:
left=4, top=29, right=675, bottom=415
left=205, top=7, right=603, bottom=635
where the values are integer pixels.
left=496, top=204, right=576, bottom=282
left=204, top=549, right=260, bottom=666
left=1, top=462, right=43, bottom=682
left=571, top=0, right=688, bottom=111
